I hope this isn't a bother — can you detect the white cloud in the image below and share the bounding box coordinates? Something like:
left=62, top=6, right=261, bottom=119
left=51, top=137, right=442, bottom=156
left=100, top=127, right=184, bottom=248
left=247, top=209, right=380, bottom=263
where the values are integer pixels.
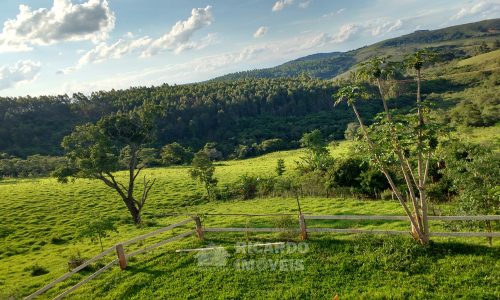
left=0, top=60, right=41, bottom=90
left=334, top=24, right=359, bottom=42
left=253, top=26, right=269, bottom=38
left=78, top=37, right=153, bottom=66
left=62, top=6, right=214, bottom=73
left=298, top=1, right=312, bottom=9
left=450, top=0, right=500, bottom=20
left=142, top=6, right=213, bottom=57
left=323, top=8, right=346, bottom=18
left=0, top=0, right=115, bottom=53
left=371, top=19, right=404, bottom=36
left=272, top=0, right=294, bottom=12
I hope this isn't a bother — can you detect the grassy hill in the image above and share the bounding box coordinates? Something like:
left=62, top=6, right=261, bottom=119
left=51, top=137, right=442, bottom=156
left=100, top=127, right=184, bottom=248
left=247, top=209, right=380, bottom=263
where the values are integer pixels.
left=1, top=139, right=499, bottom=299
left=213, top=19, right=500, bottom=81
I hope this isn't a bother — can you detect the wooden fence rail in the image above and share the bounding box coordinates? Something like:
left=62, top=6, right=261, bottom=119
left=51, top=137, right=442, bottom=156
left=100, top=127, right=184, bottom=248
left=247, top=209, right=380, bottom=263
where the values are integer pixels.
left=304, top=215, right=500, bottom=221
left=24, top=218, right=197, bottom=300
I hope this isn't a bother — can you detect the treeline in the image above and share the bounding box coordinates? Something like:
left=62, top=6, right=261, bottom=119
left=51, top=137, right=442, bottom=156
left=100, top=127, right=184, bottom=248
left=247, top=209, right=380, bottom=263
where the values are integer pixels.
left=0, top=77, right=389, bottom=159
left=0, top=154, right=66, bottom=178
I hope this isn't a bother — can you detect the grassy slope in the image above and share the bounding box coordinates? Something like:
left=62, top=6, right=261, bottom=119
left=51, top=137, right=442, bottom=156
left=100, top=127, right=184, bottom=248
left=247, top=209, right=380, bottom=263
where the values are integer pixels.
left=1, top=140, right=499, bottom=299
left=457, top=49, right=500, bottom=67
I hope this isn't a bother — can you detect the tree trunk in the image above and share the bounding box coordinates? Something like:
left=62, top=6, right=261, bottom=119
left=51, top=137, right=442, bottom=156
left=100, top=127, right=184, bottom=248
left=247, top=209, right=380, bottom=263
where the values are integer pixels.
left=416, top=68, right=430, bottom=242
left=123, top=197, right=142, bottom=225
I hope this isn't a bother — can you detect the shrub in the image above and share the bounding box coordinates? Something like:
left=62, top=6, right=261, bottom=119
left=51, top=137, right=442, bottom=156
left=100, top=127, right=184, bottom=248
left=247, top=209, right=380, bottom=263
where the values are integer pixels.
left=238, top=174, right=258, bottom=200
left=26, top=264, right=49, bottom=276
left=67, top=250, right=86, bottom=271
left=275, top=159, right=285, bottom=176
left=50, top=236, right=66, bottom=245
left=257, top=177, right=277, bottom=197
left=380, top=189, right=394, bottom=200
left=161, top=142, right=193, bottom=166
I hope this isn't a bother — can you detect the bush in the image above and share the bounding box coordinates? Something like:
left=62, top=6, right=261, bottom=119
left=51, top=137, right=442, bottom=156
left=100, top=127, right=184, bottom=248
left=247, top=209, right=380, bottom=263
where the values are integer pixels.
left=359, top=168, right=391, bottom=198
left=50, top=236, right=66, bottom=245
left=257, top=177, right=277, bottom=197
left=327, top=157, right=366, bottom=189
left=276, top=159, right=285, bottom=176
left=238, top=175, right=258, bottom=200
left=26, top=264, right=49, bottom=276
left=67, top=250, right=86, bottom=271
left=380, top=189, right=394, bottom=200
left=161, top=142, right=193, bottom=166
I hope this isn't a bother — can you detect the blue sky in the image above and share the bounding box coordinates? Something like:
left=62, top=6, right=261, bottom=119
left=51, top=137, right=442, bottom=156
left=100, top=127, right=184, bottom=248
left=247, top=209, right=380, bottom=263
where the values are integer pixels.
left=0, top=0, right=499, bottom=96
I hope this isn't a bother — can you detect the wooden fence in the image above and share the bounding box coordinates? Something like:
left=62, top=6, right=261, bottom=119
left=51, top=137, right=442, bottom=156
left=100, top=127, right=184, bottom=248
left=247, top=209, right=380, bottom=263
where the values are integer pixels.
left=24, top=217, right=201, bottom=300
left=25, top=213, right=499, bottom=299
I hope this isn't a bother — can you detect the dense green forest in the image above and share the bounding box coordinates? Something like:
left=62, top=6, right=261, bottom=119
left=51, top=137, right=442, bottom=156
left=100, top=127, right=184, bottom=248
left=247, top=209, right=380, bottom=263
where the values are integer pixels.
left=0, top=77, right=392, bottom=158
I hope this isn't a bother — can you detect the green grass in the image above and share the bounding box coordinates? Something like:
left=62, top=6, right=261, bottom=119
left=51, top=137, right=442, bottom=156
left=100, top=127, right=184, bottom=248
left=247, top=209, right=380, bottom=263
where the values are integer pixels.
left=457, top=49, right=500, bottom=67
left=1, top=140, right=499, bottom=299
left=455, top=123, right=500, bottom=150
left=61, top=235, right=500, bottom=299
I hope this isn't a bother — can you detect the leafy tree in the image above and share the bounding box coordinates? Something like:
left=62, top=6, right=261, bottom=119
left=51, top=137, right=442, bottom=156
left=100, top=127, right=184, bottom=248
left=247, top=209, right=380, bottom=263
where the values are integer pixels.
left=161, top=142, right=193, bottom=166
left=344, top=122, right=360, bottom=140
left=54, top=111, right=156, bottom=225
left=359, top=167, right=391, bottom=198
left=335, top=52, right=439, bottom=244
left=327, top=157, right=366, bottom=188
left=440, top=141, right=500, bottom=246
left=78, top=215, right=118, bottom=251
left=298, top=129, right=333, bottom=173
left=202, top=143, right=223, bottom=161
left=276, top=159, right=285, bottom=176
left=478, top=41, right=490, bottom=54
left=189, top=151, right=218, bottom=200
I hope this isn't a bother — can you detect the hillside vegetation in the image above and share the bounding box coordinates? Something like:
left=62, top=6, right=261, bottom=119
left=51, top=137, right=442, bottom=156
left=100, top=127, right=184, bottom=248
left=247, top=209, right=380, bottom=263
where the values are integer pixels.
left=0, top=141, right=499, bottom=299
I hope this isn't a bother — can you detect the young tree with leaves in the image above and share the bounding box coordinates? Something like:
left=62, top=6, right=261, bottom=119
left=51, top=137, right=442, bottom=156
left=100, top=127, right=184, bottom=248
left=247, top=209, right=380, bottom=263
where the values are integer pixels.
left=298, top=129, right=333, bottom=173
left=189, top=150, right=218, bottom=200
left=276, top=159, right=286, bottom=176
left=336, top=51, right=436, bottom=244
left=78, top=216, right=118, bottom=251
left=54, top=109, right=156, bottom=225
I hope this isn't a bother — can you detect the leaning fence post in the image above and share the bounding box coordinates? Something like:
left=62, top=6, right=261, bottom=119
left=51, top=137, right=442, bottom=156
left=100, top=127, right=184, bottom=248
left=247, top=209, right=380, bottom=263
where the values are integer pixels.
left=299, top=213, right=308, bottom=240
left=116, top=244, right=127, bottom=270
left=193, top=216, right=204, bottom=240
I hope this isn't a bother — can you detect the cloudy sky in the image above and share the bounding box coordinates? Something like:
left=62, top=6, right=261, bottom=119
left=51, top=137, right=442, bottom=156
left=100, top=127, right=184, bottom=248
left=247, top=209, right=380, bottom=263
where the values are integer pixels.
left=0, top=0, right=499, bottom=96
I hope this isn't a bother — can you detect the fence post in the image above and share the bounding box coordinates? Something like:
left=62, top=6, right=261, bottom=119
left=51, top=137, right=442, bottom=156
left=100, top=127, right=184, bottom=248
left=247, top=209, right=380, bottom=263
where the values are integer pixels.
left=193, top=216, right=204, bottom=240
left=116, top=244, right=127, bottom=270
left=299, top=214, right=308, bottom=240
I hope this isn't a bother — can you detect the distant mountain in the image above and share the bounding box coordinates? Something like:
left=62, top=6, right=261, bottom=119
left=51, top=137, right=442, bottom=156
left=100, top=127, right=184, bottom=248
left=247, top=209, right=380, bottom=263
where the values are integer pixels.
left=212, top=18, right=500, bottom=81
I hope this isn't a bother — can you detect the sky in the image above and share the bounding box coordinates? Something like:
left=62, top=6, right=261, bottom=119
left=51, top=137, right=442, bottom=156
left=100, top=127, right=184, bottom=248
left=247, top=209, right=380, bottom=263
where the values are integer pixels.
left=0, top=0, right=499, bottom=97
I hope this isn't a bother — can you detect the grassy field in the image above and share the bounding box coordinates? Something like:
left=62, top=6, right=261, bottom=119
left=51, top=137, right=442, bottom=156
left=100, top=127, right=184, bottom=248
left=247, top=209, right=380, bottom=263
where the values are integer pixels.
left=1, top=140, right=499, bottom=299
